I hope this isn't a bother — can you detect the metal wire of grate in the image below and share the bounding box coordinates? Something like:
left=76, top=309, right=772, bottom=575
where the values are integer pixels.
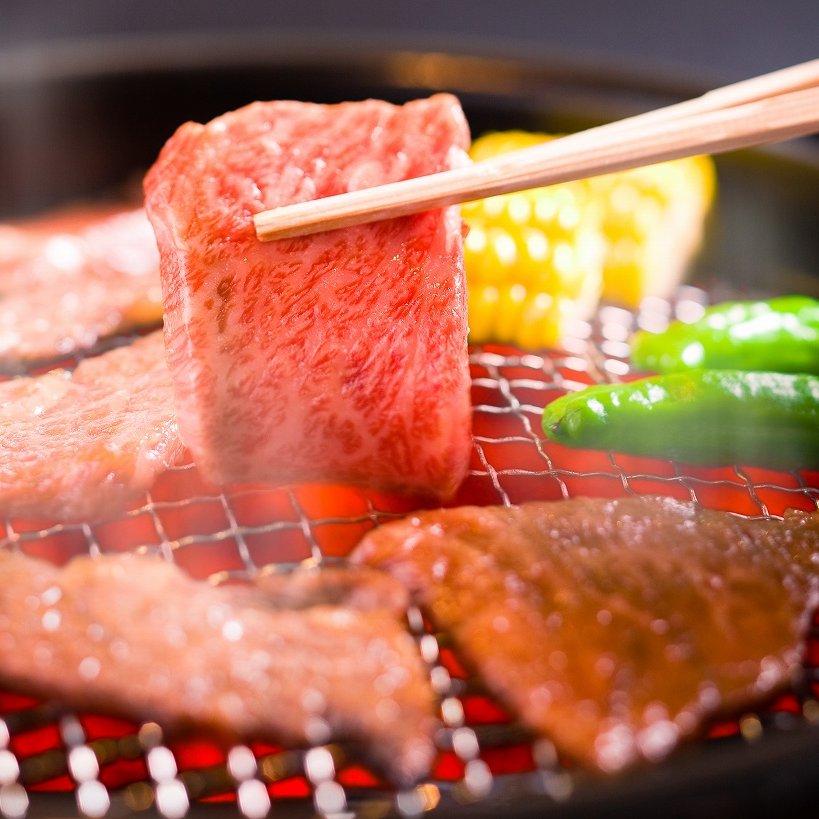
left=0, top=286, right=817, bottom=818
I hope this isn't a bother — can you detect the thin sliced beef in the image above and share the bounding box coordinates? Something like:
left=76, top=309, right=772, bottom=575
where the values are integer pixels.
left=353, top=495, right=819, bottom=772
left=0, top=331, right=182, bottom=521
left=254, top=564, right=410, bottom=614
left=0, top=207, right=162, bottom=370
left=0, top=551, right=435, bottom=785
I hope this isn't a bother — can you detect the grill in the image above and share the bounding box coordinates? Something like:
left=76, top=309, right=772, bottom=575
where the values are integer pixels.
left=1, top=285, right=818, bottom=819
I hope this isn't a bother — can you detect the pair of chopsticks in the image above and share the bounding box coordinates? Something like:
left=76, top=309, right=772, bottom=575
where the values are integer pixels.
left=254, top=58, right=819, bottom=242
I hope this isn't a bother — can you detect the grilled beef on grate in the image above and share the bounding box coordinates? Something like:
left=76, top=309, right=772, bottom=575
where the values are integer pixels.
left=0, top=552, right=437, bottom=785
left=0, top=331, right=183, bottom=521
left=254, top=564, right=411, bottom=614
left=353, top=495, right=819, bottom=773
left=0, top=207, right=161, bottom=370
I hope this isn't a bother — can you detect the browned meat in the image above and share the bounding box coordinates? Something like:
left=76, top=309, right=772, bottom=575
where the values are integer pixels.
left=353, top=495, right=819, bottom=773
left=0, top=551, right=436, bottom=785
left=0, top=331, right=182, bottom=522
left=0, top=207, right=162, bottom=370
left=254, top=564, right=410, bottom=614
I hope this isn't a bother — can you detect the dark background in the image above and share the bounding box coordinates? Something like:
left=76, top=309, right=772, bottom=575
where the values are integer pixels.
left=2, top=0, right=818, bottom=84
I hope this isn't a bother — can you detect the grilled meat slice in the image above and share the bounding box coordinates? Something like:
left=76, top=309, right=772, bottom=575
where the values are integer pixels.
left=0, top=331, right=182, bottom=522
left=254, top=564, right=410, bottom=614
left=0, top=207, right=161, bottom=370
left=0, top=551, right=436, bottom=785
left=353, top=495, right=819, bottom=772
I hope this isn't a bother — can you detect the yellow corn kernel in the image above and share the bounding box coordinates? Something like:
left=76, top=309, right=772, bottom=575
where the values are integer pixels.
left=463, top=130, right=716, bottom=346
left=463, top=131, right=604, bottom=348
left=591, top=153, right=715, bottom=307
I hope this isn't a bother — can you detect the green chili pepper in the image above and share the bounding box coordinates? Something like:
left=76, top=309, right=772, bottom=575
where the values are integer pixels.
left=542, top=369, right=819, bottom=470
left=631, top=295, right=819, bottom=375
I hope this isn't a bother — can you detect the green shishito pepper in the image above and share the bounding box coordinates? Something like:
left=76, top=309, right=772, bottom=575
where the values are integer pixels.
left=542, top=369, right=819, bottom=470
left=631, top=295, right=819, bottom=375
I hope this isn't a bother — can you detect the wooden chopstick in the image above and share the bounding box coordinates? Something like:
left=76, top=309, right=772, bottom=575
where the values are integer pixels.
left=254, top=59, right=819, bottom=242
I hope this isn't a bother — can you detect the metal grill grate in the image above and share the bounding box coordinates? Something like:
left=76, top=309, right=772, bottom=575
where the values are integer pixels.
left=1, top=286, right=818, bottom=818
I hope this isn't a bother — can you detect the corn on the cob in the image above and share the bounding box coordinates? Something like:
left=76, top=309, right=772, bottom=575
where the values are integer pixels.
left=463, top=131, right=716, bottom=347
left=592, top=152, right=715, bottom=308
left=463, top=132, right=604, bottom=348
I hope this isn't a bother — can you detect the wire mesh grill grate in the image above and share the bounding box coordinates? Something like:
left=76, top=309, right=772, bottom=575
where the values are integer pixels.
left=0, top=285, right=818, bottom=818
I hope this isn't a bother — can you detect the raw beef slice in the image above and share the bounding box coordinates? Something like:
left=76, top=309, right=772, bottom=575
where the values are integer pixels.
left=0, top=206, right=162, bottom=370
left=144, top=95, right=472, bottom=499
left=0, top=331, right=183, bottom=521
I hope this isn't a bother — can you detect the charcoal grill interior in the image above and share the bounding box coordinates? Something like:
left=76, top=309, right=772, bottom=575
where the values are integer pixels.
left=0, top=35, right=818, bottom=819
